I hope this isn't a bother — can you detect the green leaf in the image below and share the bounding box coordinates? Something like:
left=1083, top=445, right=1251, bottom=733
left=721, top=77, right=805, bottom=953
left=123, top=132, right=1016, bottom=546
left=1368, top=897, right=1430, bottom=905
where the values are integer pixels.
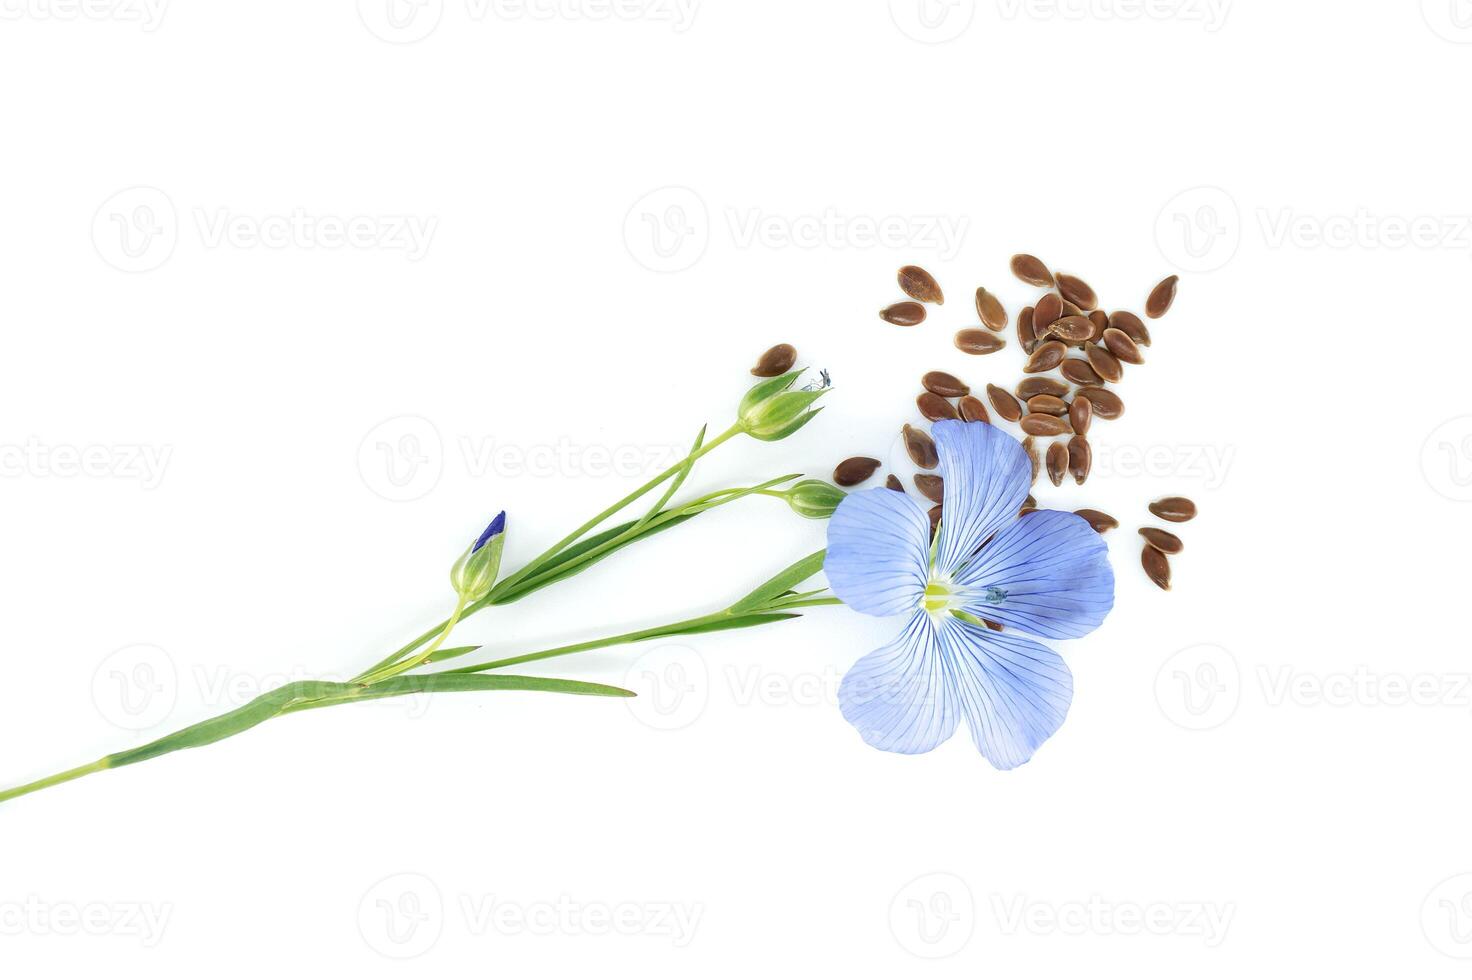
left=652, top=612, right=801, bottom=637
left=422, top=645, right=481, bottom=664
left=730, top=550, right=828, bottom=614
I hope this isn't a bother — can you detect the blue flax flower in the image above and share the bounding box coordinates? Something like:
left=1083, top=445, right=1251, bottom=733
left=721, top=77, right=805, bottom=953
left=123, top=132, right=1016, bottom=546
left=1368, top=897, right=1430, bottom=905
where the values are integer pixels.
left=824, top=420, right=1114, bottom=768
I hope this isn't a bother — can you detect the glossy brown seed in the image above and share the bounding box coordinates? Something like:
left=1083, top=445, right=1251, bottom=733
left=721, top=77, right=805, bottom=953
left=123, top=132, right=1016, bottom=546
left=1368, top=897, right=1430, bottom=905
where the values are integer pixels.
left=1060, top=358, right=1102, bottom=386
left=1141, top=546, right=1172, bottom=590
left=1056, top=273, right=1098, bottom=311
left=1145, top=275, right=1179, bottom=318
left=1027, top=394, right=1069, bottom=416
left=1046, top=441, right=1068, bottom=486
left=928, top=504, right=943, bottom=537
left=1010, top=253, right=1054, bottom=287
left=1069, top=396, right=1093, bottom=436
left=1085, top=342, right=1123, bottom=383
left=1016, top=376, right=1069, bottom=400
left=750, top=343, right=797, bottom=377
left=1075, top=386, right=1123, bottom=419
left=1022, top=494, right=1037, bottom=512
left=902, top=424, right=938, bottom=469
left=1148, top=496, right=1198, bottom=522
left=1020, top=413, right=1072, bottom=436
left=1022, top=437, right=1041, bottom=485
left=1139, top=527, right=1184, bottom=554
left=1102, top=327, right=1144, bottom=365
left=954, top=328, right=1006, bottom=355
left=1074, top=508, right=1118, bottom=533
left=1087, top=310, right=1109, bottom=339
left=1049, top=315, right=1095, bottom=343
left=1109, top=310, right=1152, bottom=347
left=958, top=395, right=990, bottom=423
left=880, top=301, right=927, bottom=326
left=1023, top=340, right=1067, bottom=374
left=914, top=473, right=945, bottom=504
left=833, top=456, right=881, bottom=487
left=917, top=391, right=959, bottom=422
left=1016, top=306, right=1038, bottom=355
left=885, top=474, right=904, bottom=492
left=986, top=384, right=1023, bottom=423
left=1068, top=434, right=1091, bottom=485
left=898, top=266, right=944, bottom=305
left=1033, top=294, right=1063, bottom=334
left=982, top=618, right=1004, bottom=631
left=922, top=371, right=970, bottom=397
left=1060, top=299, right=1085, bottom=319
left=975, top=288, right=1008, bottom=331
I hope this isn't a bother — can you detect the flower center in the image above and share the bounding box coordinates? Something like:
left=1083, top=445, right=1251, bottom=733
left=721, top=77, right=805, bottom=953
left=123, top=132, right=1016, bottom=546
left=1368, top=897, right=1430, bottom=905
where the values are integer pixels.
left=921, top=577, right=961, bottom=616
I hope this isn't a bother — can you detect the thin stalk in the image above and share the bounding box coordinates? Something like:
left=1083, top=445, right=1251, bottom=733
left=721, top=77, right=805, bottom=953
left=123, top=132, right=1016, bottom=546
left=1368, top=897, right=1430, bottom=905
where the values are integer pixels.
left=445, top=612, right=730, bottom=675
left=0, top=760, right=109, bottom=806
left=354, top=593, right=468, bottom=686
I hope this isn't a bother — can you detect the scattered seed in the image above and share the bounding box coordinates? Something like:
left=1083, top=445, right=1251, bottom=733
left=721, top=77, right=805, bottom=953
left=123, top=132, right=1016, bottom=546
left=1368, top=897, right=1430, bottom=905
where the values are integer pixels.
left=1060, top=358, right=1102, bottom=386
left=1021, top=413, right=1072, bottom=436
left=1145, top=275, right=1179, bottom=318
left=1074, top=508, right=1118, bottom=533
left=1102, top=327, right=1144, bottom=365
left=1060, top=298, right=1086, bottom=319
left=1148, top=496, right=1197, bottom=522
left=898, top=266, right=944, bottom=305
left=1010, top=253, right=1054, bottom=287
left=1139, top=527, right=1184, bottom=554
left=1087, top=310, right=1109, bottom=341
left=1109, top=310, right=1152, bottom=347
left=917, top=391, right=959, bottom=422
left=880, top=301, right=927, bottom=326
left=1022, top=494, right=1037, bottom=512
left=982, top=618, right=1004, bottom=631
left=1016, top=306, right=1038, bottom=355
left=1021, top=437, right=1040, bottom=484
left=1033, top=294, right=1063, bottom=335
left=1076, top=386, right=1123, bottom=419
left=954, top=328, right=1006, bottom=355
left=1046, top=441, right=1068, bottom=486
left=1085, top=342, right=1123, bottom=383
left=903, top=424, right=938, bottom=468
left=928, top=504, right=943, bottom=537
left=914, top=473, right=945, bottom=503
left=1068, top=434, right=1091, bottom=485
left=1056, top=273, right=1098, bottom=311
left=1141, top=546, right=1172, bottom=590
left=975, top=288, right=1008, bottom=331
left=1027, top=394, right=1069, bottom=416
left=986, top=383, right=1023, bottom=423
left=1069, top=396, right=1093, bottom=436
left=833, top=456, right=881, bottom=487
left=1016, top=376, right=1069, bottom=400
left=885, top=474, right=904, bottom=492
left=958, top=395, right=990, bottom=423
left=1048, top=315, right=1095, bottom=343
left=922, top=370, right=969, bottom=397
left=1023, top=340, right=1066, bottom=373
left=750, top=343, right=797, bottom=377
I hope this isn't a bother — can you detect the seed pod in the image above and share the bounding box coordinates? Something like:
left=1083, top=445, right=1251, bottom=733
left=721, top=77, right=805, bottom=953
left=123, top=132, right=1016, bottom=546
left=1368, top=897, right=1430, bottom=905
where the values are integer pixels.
left=1069, top=396, right=1093, bottom=436
left=1102, top=327, right=1144, bottom=365
left=1021, top=437, right=1041, bottom=485
left=750, top=343, right=797, bottom=377
left=958, top=395, right=990, bottom=423
left=1075, top=386, right=1123, bottom=419
left=833, top=456, right=881, bottom=487
left=1068, top=434, right=1091, bottom=485
left=1146, top=275, right=1179, bottom=318
left=1109, top=310, right=1152, bottom=347
left=1033, top=294, right=1063, bottom=334
left=1141, top=545, right=1172, bottom=590
left=1138, top=526, right=1184, bottom=554
left=1016, top=376, right=1069, bottom=400
left=1148, top=496, right=1197, bottom=522
left=1020, top=413, right=1072, bottom=437
left=1010, top=253, right=1054, bottom=287
left=914, top=473, right=945, bottom=504
left=885, top=474, right=904, bottom=492
left=1027, top=394, right=1069, bottom=416
left=880, top=301, right=927, bottom=326
left=1074, top=508, right=1118, bottom=533
left=902, top=424, right=939, bottom=469
left=1085, top=342, right=1123, bottom=383
left=917, top=391, right=959, bottom=422
left=1016, top=306, right=1038, bottom=354
left=1056, top=273, right=1098, bottom=311
left=898, top=265, right=944, bottom=305
left=1023, top=340, right=1067, bottom=374
left=922, top=370, right=969, bottom=397
left=975, top=288, right=1008, bottom=331
left=1049, top=315, right=1095, bottom=343
left=954, top=328, right=1006, bottom=355
left=1045, top=441, right=1068, bottom=486
left=1061, top=358, right=1102, bottom=386
left=986, top=383, right=1023, bottom=423
left=928, top=504, right=943, bottom=538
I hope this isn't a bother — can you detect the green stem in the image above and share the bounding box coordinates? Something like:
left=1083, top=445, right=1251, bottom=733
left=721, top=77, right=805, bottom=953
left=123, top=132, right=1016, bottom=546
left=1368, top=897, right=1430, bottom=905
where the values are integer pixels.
left=354, top=593, right=468, bottom=685
left=0, top=759, right=109, bottom=806
left=446, top=612, right=730, bottom=674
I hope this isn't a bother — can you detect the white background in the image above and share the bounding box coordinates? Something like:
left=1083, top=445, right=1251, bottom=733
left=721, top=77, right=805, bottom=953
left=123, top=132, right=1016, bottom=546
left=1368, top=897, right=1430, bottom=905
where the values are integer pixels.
left=3, top=1, right=1471, bottom=975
